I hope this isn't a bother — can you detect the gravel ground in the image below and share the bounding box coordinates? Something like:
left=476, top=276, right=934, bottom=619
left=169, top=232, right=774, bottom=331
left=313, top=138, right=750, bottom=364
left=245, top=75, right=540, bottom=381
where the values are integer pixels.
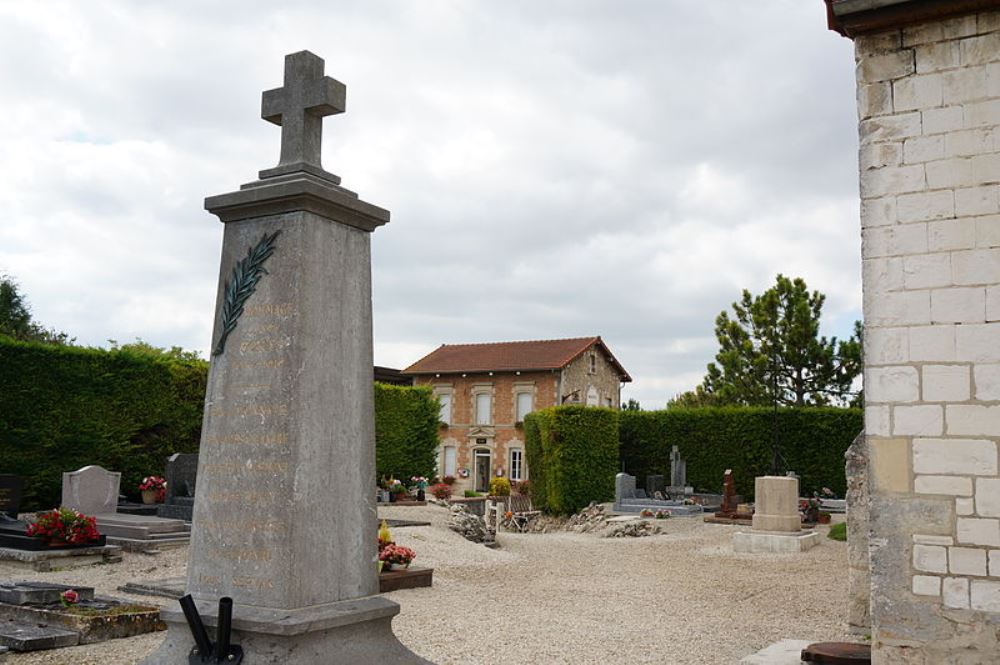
left=2, top=505, right=851, bottom=664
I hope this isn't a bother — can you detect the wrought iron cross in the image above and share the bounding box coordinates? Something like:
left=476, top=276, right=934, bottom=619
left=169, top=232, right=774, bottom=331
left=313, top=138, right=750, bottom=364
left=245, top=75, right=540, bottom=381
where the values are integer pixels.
left=260, top=51, right=345, bottom=179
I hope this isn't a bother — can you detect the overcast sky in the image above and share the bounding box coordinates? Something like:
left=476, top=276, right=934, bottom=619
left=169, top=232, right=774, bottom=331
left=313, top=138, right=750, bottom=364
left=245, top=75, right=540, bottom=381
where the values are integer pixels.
left=0, top=1, right=861, bottom=407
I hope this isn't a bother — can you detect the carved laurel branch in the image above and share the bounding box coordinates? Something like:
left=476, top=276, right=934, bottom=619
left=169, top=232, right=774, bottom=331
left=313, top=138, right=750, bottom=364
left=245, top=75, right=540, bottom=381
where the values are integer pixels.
left=212, top=230, right=282, bottom=356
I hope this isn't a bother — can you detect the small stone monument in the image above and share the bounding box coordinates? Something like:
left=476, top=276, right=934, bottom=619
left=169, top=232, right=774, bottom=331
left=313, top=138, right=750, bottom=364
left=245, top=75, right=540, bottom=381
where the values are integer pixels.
left=144, top=51, right=429, bottom=664
left=61, top=466, right=120, bottom=516
left=733, top=476, right=820, bottom=553
left=0, top=475, right=24, bottom=520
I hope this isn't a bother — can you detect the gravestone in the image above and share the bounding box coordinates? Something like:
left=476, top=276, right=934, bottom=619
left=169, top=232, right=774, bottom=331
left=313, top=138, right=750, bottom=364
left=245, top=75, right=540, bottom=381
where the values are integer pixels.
left=0, top=477, right=24, bottom=520
left=61, top=466, right=120, bottom=516
left=645, top=474, right=665, bottom=497
left=615, top=473, right=637, bottom=503
left=733, top=476, right=819, bottom=553
left=157, top=453, right=198, bottom=521
left=670, top=446, right=685, bottom=488
left=145, top=51, right=429, bottom=664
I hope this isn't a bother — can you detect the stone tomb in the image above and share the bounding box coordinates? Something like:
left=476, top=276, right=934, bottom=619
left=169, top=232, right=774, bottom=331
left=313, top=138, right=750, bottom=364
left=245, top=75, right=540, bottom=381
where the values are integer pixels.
left=157, top=453, right=198, bottom=522
left=0, top=581, right=161, bottom=651
left=613, top=473, right=702, bottom=516
left=144, top=51, right=428, bottom=664
left=61, top=465, right=190, bottom=552
left=733, top=476, right=820, bottom=554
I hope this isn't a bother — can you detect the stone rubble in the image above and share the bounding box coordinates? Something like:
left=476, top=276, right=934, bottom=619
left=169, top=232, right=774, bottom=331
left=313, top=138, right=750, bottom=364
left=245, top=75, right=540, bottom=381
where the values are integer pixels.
left=521, top=502, right=661, bottom=538
left=446, top=504, right=486, bottom=543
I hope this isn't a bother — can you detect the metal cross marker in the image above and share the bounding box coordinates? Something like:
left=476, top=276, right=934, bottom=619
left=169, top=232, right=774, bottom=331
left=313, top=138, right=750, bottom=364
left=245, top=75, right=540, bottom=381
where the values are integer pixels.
left=259, top=50, right=345, bottom=183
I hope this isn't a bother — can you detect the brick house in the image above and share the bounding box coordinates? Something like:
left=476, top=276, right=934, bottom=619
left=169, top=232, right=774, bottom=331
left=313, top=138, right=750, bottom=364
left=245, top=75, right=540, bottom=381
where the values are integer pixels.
left=402, top=337, right=631, bottom=493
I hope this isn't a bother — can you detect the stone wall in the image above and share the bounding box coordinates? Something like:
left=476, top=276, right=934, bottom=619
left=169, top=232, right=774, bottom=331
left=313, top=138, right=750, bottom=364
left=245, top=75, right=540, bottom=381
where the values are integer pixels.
left=559, top=346, right=623, bottom=409
left=857, top=10, right=1000, bottom=661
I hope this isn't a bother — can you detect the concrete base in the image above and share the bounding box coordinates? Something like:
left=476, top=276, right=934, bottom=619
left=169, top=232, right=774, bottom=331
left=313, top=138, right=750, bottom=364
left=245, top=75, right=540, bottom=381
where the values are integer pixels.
left=143, top=595, right=431, bottom=664
left=733, top=530, right=821, bottom=554
left=740, top=639, right=814, bottom=664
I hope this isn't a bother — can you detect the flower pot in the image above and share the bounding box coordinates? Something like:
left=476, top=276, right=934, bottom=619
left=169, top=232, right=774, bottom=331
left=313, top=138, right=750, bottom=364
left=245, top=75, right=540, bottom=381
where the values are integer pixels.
left=818, top=513, right=832, bottom=525
left=417, top=489, right=425, bottom=502
left=141, top=490, right=158, bottom=504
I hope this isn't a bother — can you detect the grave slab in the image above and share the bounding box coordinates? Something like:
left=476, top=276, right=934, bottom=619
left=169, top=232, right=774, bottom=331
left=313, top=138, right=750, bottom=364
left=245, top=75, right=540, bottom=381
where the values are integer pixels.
left=120, top=577, right=185, bottom=601
left=733, top=530, right=821, bottom=553
left=379, top=566, right=432, bottom=593
left=0, top=582, right=95, bottom=605
left=0, top=477, right=24, bottom=520
left=0, top=623, right=79, bottom=652
left=0, top=545, right=122, bottom=571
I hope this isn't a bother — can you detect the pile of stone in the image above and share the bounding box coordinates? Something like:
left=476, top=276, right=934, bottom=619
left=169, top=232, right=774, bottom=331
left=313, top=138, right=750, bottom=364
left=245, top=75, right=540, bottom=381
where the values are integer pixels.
left=447, top=505, right=486, bottom=543
left=603, top=519, right=661, bottom=538
left=563, top=502, right=611, bottom=534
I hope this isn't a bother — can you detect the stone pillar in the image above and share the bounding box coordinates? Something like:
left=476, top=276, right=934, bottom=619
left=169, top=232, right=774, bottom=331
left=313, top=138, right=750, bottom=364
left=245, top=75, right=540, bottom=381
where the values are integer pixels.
left=752, top=476, right=801, bottom=533
left=845, top=432, right=871, bottom=633
left=144, top=51, right=429, bottom=664
left=828, top=2, right=1000, bottom=661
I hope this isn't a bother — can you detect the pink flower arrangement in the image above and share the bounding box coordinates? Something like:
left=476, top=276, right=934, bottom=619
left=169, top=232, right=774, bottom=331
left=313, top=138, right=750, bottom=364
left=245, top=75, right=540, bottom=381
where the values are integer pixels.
left=60, top=589, right=80, bottom=607
left=378, top=543, right=416, bottom=568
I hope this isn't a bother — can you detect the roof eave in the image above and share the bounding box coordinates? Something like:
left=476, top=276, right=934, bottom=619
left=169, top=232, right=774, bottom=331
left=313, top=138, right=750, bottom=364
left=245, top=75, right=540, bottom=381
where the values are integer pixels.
left=826, top=0, right=1000, bottom=38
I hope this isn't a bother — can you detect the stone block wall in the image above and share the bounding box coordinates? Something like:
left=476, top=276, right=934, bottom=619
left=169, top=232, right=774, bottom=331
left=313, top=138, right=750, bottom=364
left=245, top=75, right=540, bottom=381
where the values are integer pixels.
left=857, top=10, right=1000, bottom=661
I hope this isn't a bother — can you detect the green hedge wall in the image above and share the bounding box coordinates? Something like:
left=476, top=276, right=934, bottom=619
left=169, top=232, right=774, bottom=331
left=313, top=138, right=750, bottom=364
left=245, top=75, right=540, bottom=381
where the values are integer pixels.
left=524, top=405, right=619, bottom=514
left=619, top=407, right=862, bottom=499
left=373, top=382, right=439, bottom=482
left=0, top=337, right=208, bottom=511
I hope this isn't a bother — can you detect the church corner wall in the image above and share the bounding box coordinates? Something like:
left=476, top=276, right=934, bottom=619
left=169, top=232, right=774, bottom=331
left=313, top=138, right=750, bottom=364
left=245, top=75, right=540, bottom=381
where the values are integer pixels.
left=855, top=8, right=1000, bottom=662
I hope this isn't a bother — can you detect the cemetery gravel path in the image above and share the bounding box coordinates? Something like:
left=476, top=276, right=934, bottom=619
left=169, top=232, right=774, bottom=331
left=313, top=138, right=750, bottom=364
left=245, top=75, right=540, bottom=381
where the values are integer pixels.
left=1, top=505, right=851, bottom=664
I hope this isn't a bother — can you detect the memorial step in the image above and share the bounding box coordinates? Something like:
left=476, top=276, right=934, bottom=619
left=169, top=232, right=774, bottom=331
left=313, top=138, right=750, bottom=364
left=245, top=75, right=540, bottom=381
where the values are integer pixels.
left=106, top=535, right=190, bottom=553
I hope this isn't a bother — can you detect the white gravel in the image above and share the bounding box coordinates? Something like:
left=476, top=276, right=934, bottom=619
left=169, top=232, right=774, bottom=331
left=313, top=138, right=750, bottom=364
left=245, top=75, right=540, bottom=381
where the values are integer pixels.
left=2, top=504, right=851, bottom=664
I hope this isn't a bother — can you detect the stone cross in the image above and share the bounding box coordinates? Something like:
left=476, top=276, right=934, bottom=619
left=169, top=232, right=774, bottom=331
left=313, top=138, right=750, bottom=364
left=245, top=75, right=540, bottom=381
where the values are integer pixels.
left=259, top=50, right=346, bottom=183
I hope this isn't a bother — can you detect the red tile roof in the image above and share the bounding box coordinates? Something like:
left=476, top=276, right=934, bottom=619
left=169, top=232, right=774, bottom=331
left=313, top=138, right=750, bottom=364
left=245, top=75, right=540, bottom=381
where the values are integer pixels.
left=402, top=336, right=631, bottom=382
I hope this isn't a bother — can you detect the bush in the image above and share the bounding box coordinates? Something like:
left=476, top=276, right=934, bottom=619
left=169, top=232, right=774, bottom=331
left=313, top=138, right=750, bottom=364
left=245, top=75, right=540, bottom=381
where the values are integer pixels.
left=514, top=480, right=531, bottom=496
left=430, top=483, right=452, bottom=500
left=828, top=522, right=847, bottom=541
left=489, top=477, right=511, bottom=496
left=464, top=490, right=481, bottom=498
left=524, top=406, right=619, bottom=514
left=374, top=383, right=439, bottom=481
left=0, top=338, right=207, bottom=510
left=619, top=407, right=861, bottom=500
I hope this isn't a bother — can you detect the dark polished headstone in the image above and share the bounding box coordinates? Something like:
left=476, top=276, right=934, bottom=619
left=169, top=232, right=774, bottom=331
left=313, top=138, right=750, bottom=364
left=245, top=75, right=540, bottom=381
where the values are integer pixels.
left=0, top=476, right=24, bottom=519
left=157, top=453, right=198, bottom=522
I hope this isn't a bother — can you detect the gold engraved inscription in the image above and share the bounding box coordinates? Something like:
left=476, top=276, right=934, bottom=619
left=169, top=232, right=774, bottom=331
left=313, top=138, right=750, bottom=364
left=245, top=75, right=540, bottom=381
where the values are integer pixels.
left=201, top=462, right=289, bottom=474
left=203, top=432, right=289, bottom=447
left=205, top=490, right=280, bottom=503
left=231, top=576, right=275, bottom=590
left=239, top=337, right=286, bottom=354
left=231, top=357, right=285, bottom=370
left=208, top=402, right=290, bottom=419
left=243, top=302, right=295, bottom=318
left=210, top=548, right=273, bottom=562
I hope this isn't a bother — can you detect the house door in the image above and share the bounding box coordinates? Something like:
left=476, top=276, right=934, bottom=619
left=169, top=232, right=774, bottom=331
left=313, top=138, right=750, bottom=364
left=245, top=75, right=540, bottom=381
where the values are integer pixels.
left=474, top=448, right=491, bottom=493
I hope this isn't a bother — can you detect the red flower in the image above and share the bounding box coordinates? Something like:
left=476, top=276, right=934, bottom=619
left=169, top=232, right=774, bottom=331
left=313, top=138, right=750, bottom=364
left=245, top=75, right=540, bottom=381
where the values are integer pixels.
left=60, top=589, right=79, bottom=606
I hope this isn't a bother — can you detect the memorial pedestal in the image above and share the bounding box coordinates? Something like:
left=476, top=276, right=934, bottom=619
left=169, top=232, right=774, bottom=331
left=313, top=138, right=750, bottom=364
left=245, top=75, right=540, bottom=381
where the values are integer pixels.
left=142, top=51, right=429, bottom=664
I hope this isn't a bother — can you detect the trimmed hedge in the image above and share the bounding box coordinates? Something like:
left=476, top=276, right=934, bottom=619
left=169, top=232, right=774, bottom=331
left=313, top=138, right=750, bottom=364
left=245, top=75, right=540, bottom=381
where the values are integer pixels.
left=619, top=407, right=862, bottom=500
left=1, top=337, right=441, bottom=510
left=0, top=337, right=207, bottom=511
left=373, top=382, right=439, bottom=482
left=524, top=406, right=619, bottom=514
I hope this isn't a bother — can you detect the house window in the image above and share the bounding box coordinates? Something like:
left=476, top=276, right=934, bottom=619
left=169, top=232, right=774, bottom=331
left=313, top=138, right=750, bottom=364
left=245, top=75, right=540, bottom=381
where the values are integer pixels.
left=589, top=353, right=596, bottom=374
left=509, top=448, right=524, bottom=482
left=443, top=446, right=457, bottom=477
left=438, top=393, right=452, bottom=425
left=605, top=397, right=613, bottom=408
left=475, top=392, right=492, bottom=425
left=516, top=392, right=533, bottom=422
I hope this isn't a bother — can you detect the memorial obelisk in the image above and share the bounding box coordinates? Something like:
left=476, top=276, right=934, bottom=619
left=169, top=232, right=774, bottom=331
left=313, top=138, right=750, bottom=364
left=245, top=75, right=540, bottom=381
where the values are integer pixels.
left=144, top=51, right=430, bottom=664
